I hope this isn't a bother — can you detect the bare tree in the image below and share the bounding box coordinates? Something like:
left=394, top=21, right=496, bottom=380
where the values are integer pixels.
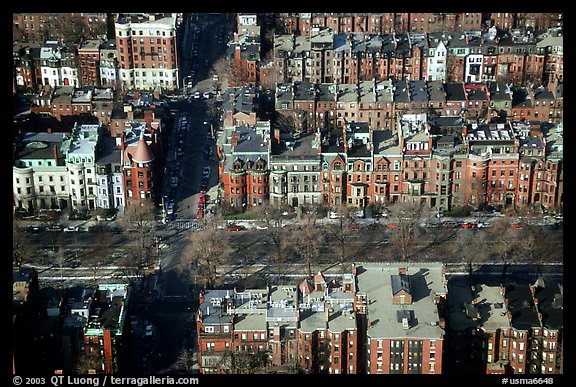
left=325, top=205, right=361, bottom=266
left=387, top=201, right=426, bottom=261
left=486, top=217, right=521, bottom=277
left=13, top=224, right=35, bottom=267
left=179, top=224, right=232, bottom=289
left=122, top=200, right=157, bottom=271
left=453, top=228, right=489, bottom=277
left=174, top=350, right=194, bottom=373
left=290, top=213, right=326, bottom=277
left=254, top=202, right=294, bottom=280
left=84, top=225, right=116, bottom=283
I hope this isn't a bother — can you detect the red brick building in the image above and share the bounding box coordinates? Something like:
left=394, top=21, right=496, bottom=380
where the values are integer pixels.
left=355, top=263, right=447, bottom=374
left=218, top=124, right=271, bottom=208
left=77, top=39, right=102, bottom=87
left=114, top=13, right=179, bottom=92
left=121, top=129, right=155, bottom=205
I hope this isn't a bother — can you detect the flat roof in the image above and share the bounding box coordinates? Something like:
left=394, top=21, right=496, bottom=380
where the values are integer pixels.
left=355, top=262, right=447, bottom=340
left=234, top=312, right=267, bottom=332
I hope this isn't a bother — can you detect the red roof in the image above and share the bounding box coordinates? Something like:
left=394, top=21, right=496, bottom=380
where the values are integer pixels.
left=131, top=135, right=154, bottom=163
left=298, top=279, right=314, bottom=296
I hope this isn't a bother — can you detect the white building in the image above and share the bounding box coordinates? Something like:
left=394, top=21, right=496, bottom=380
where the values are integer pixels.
left=39, top=41, right=79, bottom=88
left=426, top=39, right=447, bottom=82
left=62, top=124, right=102, bottom=212
left=99, top=40, right=119, bottom=88
left=465, top=54, right=484, bottom=83
left=13, top=133, right=69, bottom=213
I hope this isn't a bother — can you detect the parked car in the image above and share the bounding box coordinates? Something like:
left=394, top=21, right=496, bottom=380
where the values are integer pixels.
left=227, top=223, right=245, bottom=231
left=386, top=223, right=397, bottom=229
left=461, top=222, right=478, bottom=229
left=511, top=222, right=525, bottom=229
left=63, top=226, right=79, bottom=232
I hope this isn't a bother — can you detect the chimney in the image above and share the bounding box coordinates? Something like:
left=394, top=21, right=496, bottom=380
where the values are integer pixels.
left=53, top=145, right=59, bottom=166
left=343, top=128, right=348, bottom=153
left=274, top=128, right=281, bottom=145
left=398, top=267, right=407, bottom=275
left=144, top=110, right=154, bottom=129
left=124, top=104, right=133, bottom=120
left=231, top=131, right=240, bottom=147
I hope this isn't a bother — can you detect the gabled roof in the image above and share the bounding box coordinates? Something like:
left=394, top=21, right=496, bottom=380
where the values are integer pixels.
left=313, top=271, right=326, bottom=286
left=298, top=279, right=314, bottom=296
left=391, top=273, right=411, bottom=295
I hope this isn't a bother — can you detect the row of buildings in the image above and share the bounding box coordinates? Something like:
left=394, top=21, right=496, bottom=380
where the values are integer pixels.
left=13, top=116, right=160, bottom=214
left=13, top=13, right=182, bottom=93
left=226, top=14, right=563, bottom=92
left=13, top=263, right=563, bottom=375
left=274, top=13, right=563, bottom=36
left=13, top=267, right=130, bottom=374
left=194, top=262, right=563, bottom=374
left=217, top=85, right=563, bottom=212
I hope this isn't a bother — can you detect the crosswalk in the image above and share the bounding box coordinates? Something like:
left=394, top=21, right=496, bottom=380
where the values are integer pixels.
left=170, top=219, right=204, bottom=230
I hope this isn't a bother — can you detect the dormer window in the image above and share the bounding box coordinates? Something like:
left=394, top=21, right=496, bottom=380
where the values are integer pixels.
left=255, top=158, right=266, bottom=170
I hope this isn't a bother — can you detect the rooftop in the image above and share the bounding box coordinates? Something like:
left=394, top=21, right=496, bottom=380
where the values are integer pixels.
left=533, top=281, right=563, bottom=330
left=505, top=284, right=540, bottom=330
left=355, top=262, right=447, bottom=340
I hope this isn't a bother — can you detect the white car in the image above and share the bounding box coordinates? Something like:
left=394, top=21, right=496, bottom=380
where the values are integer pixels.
left=63, top=226, right=79, bottom=232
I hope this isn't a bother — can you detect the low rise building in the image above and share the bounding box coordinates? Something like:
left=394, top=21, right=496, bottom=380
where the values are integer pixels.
left=354, top=262, right=448, bottom=374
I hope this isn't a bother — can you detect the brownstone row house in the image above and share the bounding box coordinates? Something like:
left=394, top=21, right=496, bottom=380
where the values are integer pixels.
left=275, top=13, right=561, bottom=36
left=13, top=274, right=130, bottom=374
left=13, top=38, right=117, bottom=92
left=220, top=85, right=562, bottom=212
left=446, top=279, right=563, bottom=375
left=196, top=263, right=449, bottom=374
left=269, top=25, right=563, bottom=89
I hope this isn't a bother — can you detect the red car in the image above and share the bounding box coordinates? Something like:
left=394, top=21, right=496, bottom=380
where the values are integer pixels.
left=196, top=208, right=204, bottom=219
left=461, top=222, right=478, bottom=229
left=227, top=224, right=244, bottom=231
left=386, top=223, right=397, bottom=229
left=511, top=222, right=525, bottom=229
